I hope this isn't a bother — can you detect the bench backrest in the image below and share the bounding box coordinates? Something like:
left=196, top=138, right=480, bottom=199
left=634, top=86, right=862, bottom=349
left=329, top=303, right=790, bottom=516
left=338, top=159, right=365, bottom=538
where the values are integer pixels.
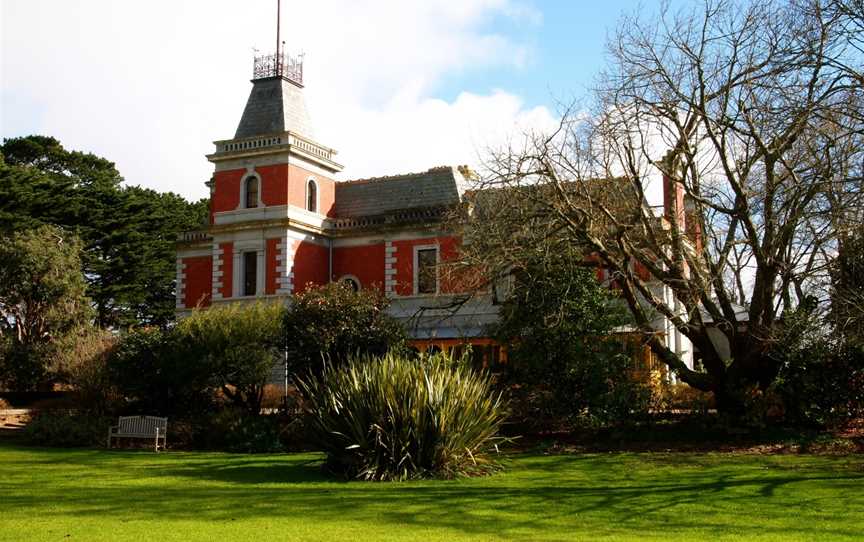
left=117, top=415, right=167, bottom=435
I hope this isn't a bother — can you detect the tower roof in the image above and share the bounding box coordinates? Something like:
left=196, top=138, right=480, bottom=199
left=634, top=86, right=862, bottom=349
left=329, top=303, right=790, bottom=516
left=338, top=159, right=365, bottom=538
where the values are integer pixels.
left=234, top=53, right=315, bottom=139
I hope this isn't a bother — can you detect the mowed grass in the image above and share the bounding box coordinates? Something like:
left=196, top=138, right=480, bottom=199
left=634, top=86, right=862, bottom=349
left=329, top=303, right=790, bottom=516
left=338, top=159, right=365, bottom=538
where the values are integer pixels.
left=0, top=443, right=862, bottom=542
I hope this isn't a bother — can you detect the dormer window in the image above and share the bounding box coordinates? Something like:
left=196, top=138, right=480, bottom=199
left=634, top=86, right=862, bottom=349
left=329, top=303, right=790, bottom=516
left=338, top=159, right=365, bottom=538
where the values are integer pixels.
left=306, top=179, right=317, bottom=213
left=244, top=176, right=259, bottom=208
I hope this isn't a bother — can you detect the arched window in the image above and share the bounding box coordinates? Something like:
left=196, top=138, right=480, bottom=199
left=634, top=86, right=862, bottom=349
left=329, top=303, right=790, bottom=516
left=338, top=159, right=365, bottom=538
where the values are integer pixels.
left=244, top=176, right=259, bottom=208
left=306, top=179, right=317, bottom=213
left=340, top=276, right=360, bottom=292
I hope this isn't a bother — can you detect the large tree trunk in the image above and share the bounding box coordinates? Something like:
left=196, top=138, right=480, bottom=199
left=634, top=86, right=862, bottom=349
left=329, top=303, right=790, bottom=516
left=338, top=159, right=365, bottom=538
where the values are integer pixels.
left=712, top=382, right=748, bottom=419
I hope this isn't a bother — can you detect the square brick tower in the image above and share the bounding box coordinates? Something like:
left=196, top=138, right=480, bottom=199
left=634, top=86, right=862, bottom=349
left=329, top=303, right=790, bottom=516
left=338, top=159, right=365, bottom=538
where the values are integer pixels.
left=176, top=11, right=501, bottom=366
left=176, top=50, right=343, bottom=309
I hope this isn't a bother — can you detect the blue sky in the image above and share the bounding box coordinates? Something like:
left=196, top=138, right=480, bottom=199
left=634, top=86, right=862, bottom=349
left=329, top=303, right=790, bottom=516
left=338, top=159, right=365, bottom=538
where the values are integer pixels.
left=435, top=2, right=633, bottom=108
left=1, top=0, right=655, bottom=200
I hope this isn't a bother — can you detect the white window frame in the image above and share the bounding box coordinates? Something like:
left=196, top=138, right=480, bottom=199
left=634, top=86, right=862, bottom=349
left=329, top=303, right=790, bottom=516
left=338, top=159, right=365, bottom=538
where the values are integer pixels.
left=240, top=172, right=262, bottom=209
left=413, top=244, right=439, bottom=295
left=305, top=177, right=319, bottom=214
left=240, top=250, right=259, bottom=297
left=232, top=241, right=265, bottom=298
left=492, top=270, right=515, bottom=305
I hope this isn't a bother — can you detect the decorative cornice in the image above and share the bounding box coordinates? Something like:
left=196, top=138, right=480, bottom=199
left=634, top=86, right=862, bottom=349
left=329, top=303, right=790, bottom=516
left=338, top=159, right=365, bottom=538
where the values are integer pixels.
left=207, top=131, right=343, bottom=173
left=178, top=206, right=452, bottom=249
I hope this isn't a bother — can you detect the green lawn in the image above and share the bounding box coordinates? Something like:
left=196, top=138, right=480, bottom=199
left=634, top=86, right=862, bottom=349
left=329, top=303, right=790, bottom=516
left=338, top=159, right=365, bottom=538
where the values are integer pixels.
left=0, top=443, right=862, bottom=541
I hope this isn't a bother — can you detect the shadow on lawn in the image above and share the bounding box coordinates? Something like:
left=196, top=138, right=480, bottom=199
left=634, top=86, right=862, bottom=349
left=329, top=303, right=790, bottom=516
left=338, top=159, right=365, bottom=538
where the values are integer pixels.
left=4, top=448, right=863, bottom=540
left=159, top=456, right=326, bottom=484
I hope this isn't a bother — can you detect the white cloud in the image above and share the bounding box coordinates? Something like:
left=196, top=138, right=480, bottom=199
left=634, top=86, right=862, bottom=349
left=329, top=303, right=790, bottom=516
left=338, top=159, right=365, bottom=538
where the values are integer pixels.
left=325, top=89, right=557, bottom=180
left=1, top=0, right=554, bottom=201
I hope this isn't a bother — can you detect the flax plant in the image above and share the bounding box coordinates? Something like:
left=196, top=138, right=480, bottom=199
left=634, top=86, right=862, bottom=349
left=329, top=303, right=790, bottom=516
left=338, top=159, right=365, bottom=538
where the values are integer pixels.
left=298, top=352, right=509, bottom=481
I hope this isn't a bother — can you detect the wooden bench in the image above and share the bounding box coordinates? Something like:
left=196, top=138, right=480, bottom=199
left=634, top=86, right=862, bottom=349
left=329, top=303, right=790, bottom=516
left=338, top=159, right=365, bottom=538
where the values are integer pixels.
left=107, top=416, right=167, bottom=451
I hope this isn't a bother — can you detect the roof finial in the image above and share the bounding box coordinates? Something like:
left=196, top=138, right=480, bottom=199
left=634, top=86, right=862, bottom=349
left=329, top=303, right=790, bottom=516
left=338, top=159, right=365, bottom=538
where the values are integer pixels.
left=251, top=0, right=303, bottom=86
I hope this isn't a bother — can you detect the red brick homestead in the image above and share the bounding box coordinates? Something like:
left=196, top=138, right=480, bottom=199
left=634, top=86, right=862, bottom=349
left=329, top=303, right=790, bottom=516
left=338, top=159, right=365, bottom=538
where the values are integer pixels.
left=177, top=52, right=695, bottom=375
left=176, top=53, right=502, bottom=365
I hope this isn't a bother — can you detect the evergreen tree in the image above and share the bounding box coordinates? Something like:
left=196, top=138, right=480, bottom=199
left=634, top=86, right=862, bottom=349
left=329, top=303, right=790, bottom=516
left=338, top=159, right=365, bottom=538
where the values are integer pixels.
left=0, top=225, right=91, bottom=389
left=0, top=136, right=208, bottom=328
left=832, top=227, right=864, bottom=346
left=283, top=282, right=406, bottom=374
left=492, top=244, right=648, bottom=427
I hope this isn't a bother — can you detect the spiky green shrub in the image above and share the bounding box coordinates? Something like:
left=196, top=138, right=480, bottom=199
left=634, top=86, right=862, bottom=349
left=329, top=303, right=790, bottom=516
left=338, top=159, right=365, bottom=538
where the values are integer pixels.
left=298, top=353, right=508, bottom=480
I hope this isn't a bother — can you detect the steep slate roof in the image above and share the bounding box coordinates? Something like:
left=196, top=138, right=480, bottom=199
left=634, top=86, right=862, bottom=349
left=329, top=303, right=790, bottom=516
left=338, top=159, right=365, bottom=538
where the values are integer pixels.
left=234, top=77, right=315, bottom=139
left=334, top=166, right=469, bottom=219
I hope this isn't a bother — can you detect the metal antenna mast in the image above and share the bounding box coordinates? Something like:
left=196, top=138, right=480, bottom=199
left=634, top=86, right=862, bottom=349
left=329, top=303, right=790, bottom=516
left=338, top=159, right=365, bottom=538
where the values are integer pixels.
left=252, top=0, right=301, bottom=84
left=276, top=0, right=281, bottom=64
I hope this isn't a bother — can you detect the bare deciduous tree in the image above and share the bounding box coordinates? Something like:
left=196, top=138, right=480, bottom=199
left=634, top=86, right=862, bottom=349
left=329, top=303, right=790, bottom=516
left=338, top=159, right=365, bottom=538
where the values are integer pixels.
left=458, top=0, right=864, bottom=414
